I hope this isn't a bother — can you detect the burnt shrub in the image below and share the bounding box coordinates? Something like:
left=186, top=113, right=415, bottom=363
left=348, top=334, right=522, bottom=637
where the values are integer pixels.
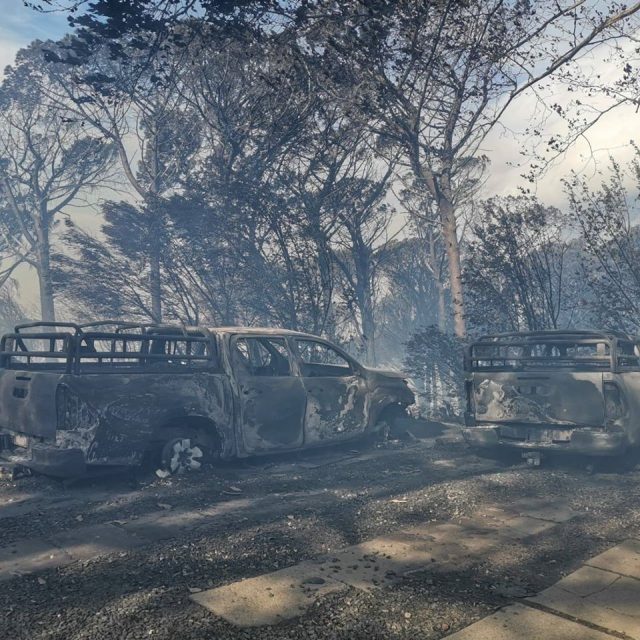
left=404, top=326, right=465, bottom=420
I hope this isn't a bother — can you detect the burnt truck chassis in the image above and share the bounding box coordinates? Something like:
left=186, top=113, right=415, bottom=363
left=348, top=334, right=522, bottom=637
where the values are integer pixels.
left=0, top=321, right=415, bottom=478
left=462, top=330, right=640, bottom=459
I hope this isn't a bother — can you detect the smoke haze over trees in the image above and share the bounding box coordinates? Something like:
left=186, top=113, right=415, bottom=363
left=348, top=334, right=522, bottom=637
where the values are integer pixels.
left=2, top=0, right=640, bottom=407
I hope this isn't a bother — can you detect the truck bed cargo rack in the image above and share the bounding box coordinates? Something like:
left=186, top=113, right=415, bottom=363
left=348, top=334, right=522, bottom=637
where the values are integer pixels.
left=0, top=321, right=217, bottom=373
left=466, top=329, right=640, bottom=373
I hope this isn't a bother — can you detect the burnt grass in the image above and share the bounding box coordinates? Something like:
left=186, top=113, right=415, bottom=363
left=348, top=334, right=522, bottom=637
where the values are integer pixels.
left=1, top=432, right=640, bottom=640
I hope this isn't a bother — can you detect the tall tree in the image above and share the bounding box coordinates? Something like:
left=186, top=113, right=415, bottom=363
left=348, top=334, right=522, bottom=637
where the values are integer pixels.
left=464, top=196, right=572, bottom=333
left=28, top=35, right=201, bottom=322
left=312, top=0, right=640, bottom=337
left=566, top=151, right=640, bottom=332
left=0, top=49, right=112, bottom=320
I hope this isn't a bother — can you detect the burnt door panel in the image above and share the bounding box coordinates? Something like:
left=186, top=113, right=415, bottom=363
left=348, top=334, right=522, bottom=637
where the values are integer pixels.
left=302, top=375, right=368, bottom=444
left=232, top=336, right=306, bottom=453
left=294, top=339, right=368, bottom=445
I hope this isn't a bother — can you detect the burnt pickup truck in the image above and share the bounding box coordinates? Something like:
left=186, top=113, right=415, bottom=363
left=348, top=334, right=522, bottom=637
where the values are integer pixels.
left=0, top=322, right=414, bottom=477
left=463, top=330, right=640, bottom=461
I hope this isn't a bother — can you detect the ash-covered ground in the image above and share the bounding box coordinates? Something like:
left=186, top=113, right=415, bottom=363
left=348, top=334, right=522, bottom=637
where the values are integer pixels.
left=1, top=425, right=640, bottom=640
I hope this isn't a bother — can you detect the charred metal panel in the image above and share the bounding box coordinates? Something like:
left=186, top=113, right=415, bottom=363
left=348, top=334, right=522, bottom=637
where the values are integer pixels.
left=473, top=371, right=605, bottom=426
left=0, top=370, right=62, bottom=438
left=235, top=376, right=306, bottom=453
left=228, top=334, right=306, bottom=454
left=59, top=372, right=233, bottom=465
left=610, top=372, right=640, bottom=446
left=498, top=425, right=574, bottom=444
left=365, top=369, right=415, bottom=428
left=302, top=375, right=368, bottom=444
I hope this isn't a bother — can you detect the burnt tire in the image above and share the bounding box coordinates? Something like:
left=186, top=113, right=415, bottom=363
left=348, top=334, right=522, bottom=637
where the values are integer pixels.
left=371, top=404, right=411, bottom=442
left=160, top=438, right=207, bottom=475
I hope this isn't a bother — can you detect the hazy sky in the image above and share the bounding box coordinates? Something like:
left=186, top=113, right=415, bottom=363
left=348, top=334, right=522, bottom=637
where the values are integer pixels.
left=1, top=0, right=638, bottom=311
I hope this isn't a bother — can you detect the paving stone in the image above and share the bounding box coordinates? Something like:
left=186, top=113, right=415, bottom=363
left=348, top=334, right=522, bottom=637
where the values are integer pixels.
left=445, top=603, right=617, bottom=639
left=48, top=523, right=144, bottom=561
left=587, top=538, right=640, bottom=579
left=0, top=538, right=72, bottom=581
left=588, top=575, right=640, bottom=618
left=191, top=562, right=346, bottom=627
left=454, top=513, right=555, bottom=543
left=555, top=565, right=619, bottom=597
left=529, top=582, right=640, bottom=639
left=325, top=534, right=462, bottom=590
left=405, top=523, right=497, bottom=559
left=191, top=502, right=570, bottom=626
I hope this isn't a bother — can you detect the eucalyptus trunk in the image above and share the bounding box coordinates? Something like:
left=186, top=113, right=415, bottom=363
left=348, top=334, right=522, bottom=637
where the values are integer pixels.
left=35, top=222, right=55, bottom=321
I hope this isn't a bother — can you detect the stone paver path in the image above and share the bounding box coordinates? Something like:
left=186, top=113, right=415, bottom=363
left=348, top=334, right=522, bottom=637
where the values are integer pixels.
left=191, top=498, right=578, bottom=627
left=447, top=536, right=640, bottom=639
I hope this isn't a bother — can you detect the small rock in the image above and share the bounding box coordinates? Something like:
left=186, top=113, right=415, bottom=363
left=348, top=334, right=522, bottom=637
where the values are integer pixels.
left=187, top=587, right=202, bottom=594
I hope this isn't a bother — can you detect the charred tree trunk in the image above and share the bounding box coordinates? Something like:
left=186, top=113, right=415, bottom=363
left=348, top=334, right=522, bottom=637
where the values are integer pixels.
left=149, top=240, right=162, bottom=323
left=354, top=243, right=376, bottom=365
left=411, top=154, right=466, bottom=339
left=360, top=287, right=376, bottom=365
left=149, top=116, right=163, bottom=324
left=428, top=225, right=447, bottom=332
left=35, top=222, right=55, bottom=322
left=437, top=177, right=466, bottom=339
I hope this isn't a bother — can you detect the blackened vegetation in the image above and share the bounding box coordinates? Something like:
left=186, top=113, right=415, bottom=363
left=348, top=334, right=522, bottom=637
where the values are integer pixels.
left=404, top=328, right=464, bottom=419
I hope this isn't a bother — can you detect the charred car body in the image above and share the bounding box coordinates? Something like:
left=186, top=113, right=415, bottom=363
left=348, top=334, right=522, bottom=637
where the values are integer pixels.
left=463, top=330, right=640, bottom=459
left=0, top=322, right=414, bottom=477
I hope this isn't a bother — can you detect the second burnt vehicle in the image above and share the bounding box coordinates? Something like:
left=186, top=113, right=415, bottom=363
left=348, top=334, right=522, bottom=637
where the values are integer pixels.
left=463, top=330, right=640, bottom=464
left=0, top=322, right=415, bottom=477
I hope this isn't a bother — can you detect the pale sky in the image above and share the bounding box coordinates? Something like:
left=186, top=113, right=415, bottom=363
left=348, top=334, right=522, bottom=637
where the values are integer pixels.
left=0, top=1, right=68, bottom=70
left=1, top=0, right=639, bottom=312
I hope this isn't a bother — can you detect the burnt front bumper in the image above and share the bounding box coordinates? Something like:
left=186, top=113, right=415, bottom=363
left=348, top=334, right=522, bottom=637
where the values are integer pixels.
left=463, top=424, right=629, bottom=457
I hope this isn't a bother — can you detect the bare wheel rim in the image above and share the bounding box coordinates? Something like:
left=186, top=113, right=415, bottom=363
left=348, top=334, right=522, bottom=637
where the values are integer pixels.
left=162, top=438, right=204, bottom=474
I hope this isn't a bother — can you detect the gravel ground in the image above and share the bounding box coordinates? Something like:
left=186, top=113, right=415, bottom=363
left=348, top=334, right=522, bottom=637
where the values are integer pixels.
left=1, top=429, right=640, bottom=640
